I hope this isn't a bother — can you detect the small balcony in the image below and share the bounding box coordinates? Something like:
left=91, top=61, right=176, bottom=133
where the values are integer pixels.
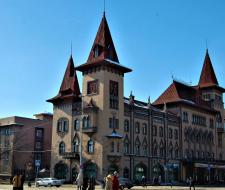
left=62, top=152, right=80, bottom=159
left=82, top=126, right=97, bottom=134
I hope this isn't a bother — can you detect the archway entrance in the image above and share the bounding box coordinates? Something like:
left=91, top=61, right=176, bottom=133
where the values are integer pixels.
left=134, top=163, right=147, bottom=183
left=54, top=163, right=68, bottom=179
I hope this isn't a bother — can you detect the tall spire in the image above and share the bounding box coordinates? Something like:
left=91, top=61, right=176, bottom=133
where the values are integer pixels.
left=59, top=55, right=80, bottom=95
left=87, top=13, right=119, bottom=63
left=47, top=55, right=81, bottom=103
left=198, top=49, right=218, bottom=87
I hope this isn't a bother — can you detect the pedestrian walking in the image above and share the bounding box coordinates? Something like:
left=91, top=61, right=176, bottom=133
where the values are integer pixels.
left=19, top=173, right=25, bottom=190
left=82, top=177, right=89, bottom=190
left=112, top=171, right=119, bottom=190
left=88, top=176, right=95, bottom=190
left=105, top=175, right=113, bottom=190
left=76, top=171, right=84, bottom=190
left=188, top=177, right=195, bottom=190
left=12, top=173, right=21, bottom=190
left=141, top=175, right=147, bottom=188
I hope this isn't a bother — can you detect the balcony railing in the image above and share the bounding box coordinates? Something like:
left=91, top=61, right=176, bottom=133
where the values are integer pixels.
left=82, top=126, right=97, bottom=133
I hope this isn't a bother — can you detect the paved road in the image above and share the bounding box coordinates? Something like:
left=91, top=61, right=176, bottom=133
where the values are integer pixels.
left=1, top=185, right=225, bottom=190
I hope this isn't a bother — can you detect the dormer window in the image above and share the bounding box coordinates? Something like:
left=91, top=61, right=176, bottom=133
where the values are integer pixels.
left=93, top=44, right=102, bottom=58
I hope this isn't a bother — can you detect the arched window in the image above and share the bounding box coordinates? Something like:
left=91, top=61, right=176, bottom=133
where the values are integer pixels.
left=175, top=143, right=179, bottom=158
left=135, top=122, right=140, bottom=133
left=59, top=142, right=65, bottom=154
left=87, top=139, right=94, bottom=153
left=159, top=141, right=164, bottom=157
left=174, top=129, right=178, bottom=139
left=142, top=138, right=148, bottom=156
left=143, top=144, right=147, bottom=156
left=153, top=140, right=158, bottom=156
left=169, top=142, right=173, bottom=158
left=57, top=118, right=69, bottom=133
left=124, top=120, right=129, bottom=132
left=169, top=128, right=173, bottom=139
left=142, top=123, right=147, bottom=135
left=72, top=137, right=79, bottom=153
left=135, top=137, right=140, bottom=155
left=124, top=142, right=129, bottom=154
left=74, top=119, right=80, bottom=131
left=159, top=127, right=163, bottom=137
left=123, top=167, right=129, bottom=178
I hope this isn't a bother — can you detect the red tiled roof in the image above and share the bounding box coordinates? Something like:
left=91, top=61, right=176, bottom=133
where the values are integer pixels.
left=153, top=80, right=196, bottom=105
left=87, top=12, right=119, bottom=63
left=153, top=80, right=217, bottom=112
left=59, top=55, right=80, bottom=95
left=198, top=49, right=218, bottom=87
left=47, top=55, right=81, bottom=103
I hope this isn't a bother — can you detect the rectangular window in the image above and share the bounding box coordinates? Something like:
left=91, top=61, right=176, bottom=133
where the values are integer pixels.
left=36, top=129, right=43, bottom=138
left=183, top=112, right=188, bottom=123
left=109, top=118, right=113, bottom=128
left=87, top=80, right=98, bottom=95
left=109, top=118, right=119, bottom=129
left=36, top=142, right=41, bottom=149
left=109, top=80, right=119, bottom=109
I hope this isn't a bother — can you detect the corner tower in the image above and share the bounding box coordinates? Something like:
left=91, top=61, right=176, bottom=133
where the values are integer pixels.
left=47, top=55, right=81, bottom=180
left=76, top=13, right=132, bottom=177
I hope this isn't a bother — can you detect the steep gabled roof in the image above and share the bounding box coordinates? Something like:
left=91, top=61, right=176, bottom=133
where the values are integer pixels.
left=47, top=55, right=80, bottom=103
left=198, top=49, right=219, bottom=87
left=76, top=13, right=131, bottom=74
left=153, top=81, right=181, bottom=105
left=59, top=55, right=80, bottom=95
left=153, top=80, right=197, bottom=105
left=87, top=12, right=119, bottom=63
left=153, top=80, right=217, bottom=112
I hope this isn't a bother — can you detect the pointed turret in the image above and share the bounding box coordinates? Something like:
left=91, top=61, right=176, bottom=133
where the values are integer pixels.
left=76, top=13, right=132, bottom=74
left=47, top=55, right=81, bottom=103
left=87, top=12, right=119, bottom=63
left=198, top=49, right=218, bottom=87
left=59, top=55, right=80, bottom=95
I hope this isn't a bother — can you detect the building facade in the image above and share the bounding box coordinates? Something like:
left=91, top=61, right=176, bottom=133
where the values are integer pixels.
left=48, top=13, right=225, bottom=183
left=0, top=113, right=52, bottom=180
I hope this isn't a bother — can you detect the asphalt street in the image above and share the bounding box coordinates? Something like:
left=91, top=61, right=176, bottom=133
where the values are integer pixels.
left=1, top=184, right=225, bottom=190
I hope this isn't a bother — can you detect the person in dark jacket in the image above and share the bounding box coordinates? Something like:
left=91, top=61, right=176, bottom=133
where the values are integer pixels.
left=19, top=174, right=25, bottom=190
left=88, top=176, right=95, bottom=190
left=82, top=177, right=89, bottom=190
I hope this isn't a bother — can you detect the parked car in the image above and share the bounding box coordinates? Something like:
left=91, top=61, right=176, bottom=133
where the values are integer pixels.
left=118, top=177, right=133, bottom=189
left=35, top=178, right=62, bottom=187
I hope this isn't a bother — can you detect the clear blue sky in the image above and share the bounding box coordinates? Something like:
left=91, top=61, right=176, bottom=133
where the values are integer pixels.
left=0, top=0, right=225, bottom=118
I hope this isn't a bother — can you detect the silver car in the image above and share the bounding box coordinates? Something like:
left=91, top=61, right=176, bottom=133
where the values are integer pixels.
left=35, top=178, right=62, bottom=187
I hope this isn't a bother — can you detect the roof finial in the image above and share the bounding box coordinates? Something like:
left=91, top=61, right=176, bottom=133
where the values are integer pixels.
left=103, top=0, right=106, bottom=15
left=147, top=96, right=151, bottom=108
left=205, top=40, right=208, bottom=53
left=71, top=41, right=73, bottom=56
